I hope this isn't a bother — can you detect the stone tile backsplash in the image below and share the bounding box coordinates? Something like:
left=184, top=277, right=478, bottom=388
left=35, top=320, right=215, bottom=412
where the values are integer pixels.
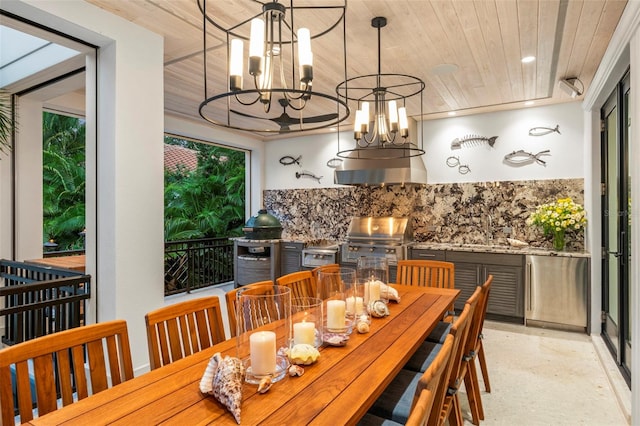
left=264, top=178, right=585, bottom=251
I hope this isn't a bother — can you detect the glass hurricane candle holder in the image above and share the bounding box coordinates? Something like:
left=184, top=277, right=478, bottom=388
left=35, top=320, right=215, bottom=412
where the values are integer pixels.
left=291, top=297, right=323, bottom=349
left=357, top=256, right=390, bottom=304
left=316, top=268, right=355, bottom=342
left=236, top=284, right=291, bottom=384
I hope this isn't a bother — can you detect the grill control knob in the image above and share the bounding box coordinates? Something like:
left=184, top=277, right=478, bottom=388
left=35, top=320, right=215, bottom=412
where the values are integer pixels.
left=369, top=247, right=375, bottom=252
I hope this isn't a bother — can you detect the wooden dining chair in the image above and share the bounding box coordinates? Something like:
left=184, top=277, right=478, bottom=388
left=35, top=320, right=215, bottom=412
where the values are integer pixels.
left=311, top=263, right=340, bottom=281
left=397, top=259, right=456, bottom=323
left=362, top=334, right=455, bottom=426
left=225, top=280, right=273, bottom=337
left=438, top=286, right=480, bottom=426
left=276, top=270, right=317, bottom=299
left=145, top=296, right=226, bottom=370
left=461, top=275, right=493, bottom=425
left=0, top=320, right=134, bottom=425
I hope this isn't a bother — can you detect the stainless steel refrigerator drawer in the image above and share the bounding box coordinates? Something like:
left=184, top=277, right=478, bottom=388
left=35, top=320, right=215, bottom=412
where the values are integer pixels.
left=525, top=255, right=589, bottom=332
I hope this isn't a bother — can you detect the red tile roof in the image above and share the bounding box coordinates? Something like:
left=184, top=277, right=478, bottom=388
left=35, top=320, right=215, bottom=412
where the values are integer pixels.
left=164, top=144, right=198, bottom=172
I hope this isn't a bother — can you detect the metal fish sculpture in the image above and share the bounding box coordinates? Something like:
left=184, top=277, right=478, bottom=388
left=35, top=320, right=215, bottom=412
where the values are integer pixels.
left=528, top=125, right=560, bottom=136
left=295, top=171, right=322, bottom=184
left=504, top=149, right=551, bottom=166
left=451, top=135, right=498, bottom=149
left=279, top=155, right=302, bottom=166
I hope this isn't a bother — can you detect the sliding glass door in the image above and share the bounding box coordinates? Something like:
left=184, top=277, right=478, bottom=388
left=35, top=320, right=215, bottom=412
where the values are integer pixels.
left=601, top=71, right=631, bottom=384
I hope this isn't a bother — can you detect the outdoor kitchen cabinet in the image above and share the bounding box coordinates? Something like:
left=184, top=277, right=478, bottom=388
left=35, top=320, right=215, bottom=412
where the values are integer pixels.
left=280, top=242, right=305, bottom=275
left=445, top=251, right=525, bottom=323
left=407, top=247, right=446, bottom=261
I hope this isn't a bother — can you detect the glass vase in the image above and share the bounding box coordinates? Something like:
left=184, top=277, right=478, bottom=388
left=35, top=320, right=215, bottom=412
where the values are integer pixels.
left=552, top=230, right=566, bottom=251
left=357, top=257, right=390, bottom=304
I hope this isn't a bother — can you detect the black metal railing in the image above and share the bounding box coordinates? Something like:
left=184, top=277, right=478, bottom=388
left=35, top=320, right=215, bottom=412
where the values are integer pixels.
left=164, top=237, right=234, bottom=295
left=0, top=260, right=91, bottom=346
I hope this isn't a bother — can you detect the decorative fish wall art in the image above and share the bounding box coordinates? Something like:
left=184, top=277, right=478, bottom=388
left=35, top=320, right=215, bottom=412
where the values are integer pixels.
left=446, top=156, right=471, bottom=174
left=451, top=135, right=498, bottom=149
left=295, top=171, right=322, bottom=183
left=504, top=149, right=551, bottom=166
left=279, top=155, right=302, bottom=166
left=528, top=125, right=560, bottom=137
left=326, top=158, right=343, bottom=168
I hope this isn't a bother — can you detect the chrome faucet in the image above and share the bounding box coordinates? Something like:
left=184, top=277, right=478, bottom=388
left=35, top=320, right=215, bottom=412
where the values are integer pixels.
left=485, top=214, right=493, bottom=245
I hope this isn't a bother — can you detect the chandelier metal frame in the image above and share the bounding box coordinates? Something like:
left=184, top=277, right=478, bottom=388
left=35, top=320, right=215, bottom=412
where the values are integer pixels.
left=197, top=0, right=350, bottom=134
left=336, top=16, right=425, bottom=159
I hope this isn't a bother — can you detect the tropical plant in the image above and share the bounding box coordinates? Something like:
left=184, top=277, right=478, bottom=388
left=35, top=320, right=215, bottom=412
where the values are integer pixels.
left=0, top=89, right=15, bottom=158
left=42, top=112, right=86, bottom=250
left=164, top=136, right=245, bottom=241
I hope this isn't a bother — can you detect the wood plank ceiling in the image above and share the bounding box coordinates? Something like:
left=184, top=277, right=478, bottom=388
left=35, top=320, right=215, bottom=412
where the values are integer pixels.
left=85, top=0, right=627, bottom=139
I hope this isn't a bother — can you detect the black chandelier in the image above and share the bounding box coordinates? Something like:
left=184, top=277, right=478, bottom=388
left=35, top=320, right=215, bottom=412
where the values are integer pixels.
left=336, top=16, right=425, bottom=159
left=198, top=0, right=349, bottom=134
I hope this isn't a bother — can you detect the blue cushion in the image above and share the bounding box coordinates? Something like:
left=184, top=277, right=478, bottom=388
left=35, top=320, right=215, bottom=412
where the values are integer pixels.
left=404, top=341, right=443, bottom=373
left=368, top=369, right=422, bottom=424
left=426, top=321, right=451, bottom=344
left=357, top=412, right=403, bottom=426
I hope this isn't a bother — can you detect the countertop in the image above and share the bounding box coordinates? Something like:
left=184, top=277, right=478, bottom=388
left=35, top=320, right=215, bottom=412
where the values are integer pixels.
left=409, top=242, right=591, bottom=258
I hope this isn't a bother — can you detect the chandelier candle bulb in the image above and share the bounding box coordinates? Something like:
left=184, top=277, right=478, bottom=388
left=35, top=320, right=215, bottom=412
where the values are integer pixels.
left=250, top=331, right=277, bottom=376
left=388, top=100, right=399, bottom=131
left=326, top=300, right=346, bottom=331
left=249, top=18, right=265, bottom=76
left=293, top=321, right=316, bottom=346
left=229, top=39, right=244, bottom=91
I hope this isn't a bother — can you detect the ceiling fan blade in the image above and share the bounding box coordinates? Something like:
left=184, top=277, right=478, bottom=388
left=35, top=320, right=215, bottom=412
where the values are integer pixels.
left=230, top=109, right=269, bottom=121
left=300, top=113, right=339, bottom=124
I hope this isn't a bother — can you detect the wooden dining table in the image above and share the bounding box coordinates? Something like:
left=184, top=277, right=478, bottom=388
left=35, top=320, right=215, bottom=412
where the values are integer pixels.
left=27, top=285, right=459, bottom=425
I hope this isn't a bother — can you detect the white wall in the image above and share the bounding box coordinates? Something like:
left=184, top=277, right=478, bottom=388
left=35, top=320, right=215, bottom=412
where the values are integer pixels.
left=264, top=102, right=584, bottom=190
left=423, top=102, right=584, bottom=183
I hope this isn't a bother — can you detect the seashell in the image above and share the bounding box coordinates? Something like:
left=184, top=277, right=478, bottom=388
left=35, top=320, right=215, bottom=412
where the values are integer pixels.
left=287, top=343, right=320, bottom=365
left=209, top=353, right=245, bottom=424
left=368, top=300, right=390, bottom=318
left=288, top=364, right=305, bottom=377
left=356, top=321, right=370, bottom=333
left=381, top=283, right=400, bottom=302
left=323, top=332, right=349, bottom=346
left=257, top=376, right=272, bottom=394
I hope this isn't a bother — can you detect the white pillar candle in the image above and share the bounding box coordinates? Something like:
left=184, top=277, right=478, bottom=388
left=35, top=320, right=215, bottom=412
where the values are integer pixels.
left=364, top=282, right=370, bottom=305
left=354, top=296, right=364, bottom=315
left=293, top=321, right=316, bottom=345
left=369, top=280, right=381, bottom=301
left=346, top=296, right=355, bottom=314
left=327, top=300, right=346, bottom=330
left=250, top=331, right=276, bottom=375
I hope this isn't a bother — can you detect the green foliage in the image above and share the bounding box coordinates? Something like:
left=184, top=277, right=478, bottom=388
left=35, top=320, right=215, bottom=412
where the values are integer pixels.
left=0, top=89, right=14, bottom=157
left=42, top=112, right=86, bottom=250
left=164, top=136, right=246, bottom=241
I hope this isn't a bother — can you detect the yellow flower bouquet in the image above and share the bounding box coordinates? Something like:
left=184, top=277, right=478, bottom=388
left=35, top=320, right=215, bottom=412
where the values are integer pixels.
left=526, top=197, right=587, bottom=250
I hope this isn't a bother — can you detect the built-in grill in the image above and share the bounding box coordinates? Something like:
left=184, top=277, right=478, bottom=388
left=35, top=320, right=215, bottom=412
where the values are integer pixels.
left=340, top=216, right=412, bottom=265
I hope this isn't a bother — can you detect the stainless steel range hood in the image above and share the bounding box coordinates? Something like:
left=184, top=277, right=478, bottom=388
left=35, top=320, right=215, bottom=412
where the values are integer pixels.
left=334, top=145, right=427, bottom=186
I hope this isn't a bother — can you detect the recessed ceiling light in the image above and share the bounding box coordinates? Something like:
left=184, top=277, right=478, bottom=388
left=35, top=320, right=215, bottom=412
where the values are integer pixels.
left=429, top=63, right=459, bottom=75
left=448, top=111, right=457, bottom=116
left=521, top=56, right=536, bottom=63
left=525, top=101, right=535, bottom=106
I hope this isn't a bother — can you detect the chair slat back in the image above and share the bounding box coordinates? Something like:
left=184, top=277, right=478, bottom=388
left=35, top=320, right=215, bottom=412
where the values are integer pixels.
left=145, top=296, right=226, bottom=370
left=429, top=300, right=474, bottom=426
left=0, top=320, right=133, bottom=424
left=465, top=275, right=493, bottom=356
left=276, top=271, right=317, bottom=298
left=225, top=281, right=273, bottom=337
left=311, top=264, right=340, bottom=282
left=396, top=260, right=455, bottom=289
left=406, top=334, right=454, bottom=426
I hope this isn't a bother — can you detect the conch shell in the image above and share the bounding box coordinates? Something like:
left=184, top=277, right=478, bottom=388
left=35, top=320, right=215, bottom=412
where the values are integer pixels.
left=287, top=343, right=320, bottom=365
left=200, top=353, right=245, bottom=424
left=381, top=283, right=400, bottom=302
left=368, top=300, right=390, bottom=318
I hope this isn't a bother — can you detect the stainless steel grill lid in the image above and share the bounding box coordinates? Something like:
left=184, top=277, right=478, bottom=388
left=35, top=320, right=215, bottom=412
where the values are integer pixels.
left=345, top=216, right=412, bottom=244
